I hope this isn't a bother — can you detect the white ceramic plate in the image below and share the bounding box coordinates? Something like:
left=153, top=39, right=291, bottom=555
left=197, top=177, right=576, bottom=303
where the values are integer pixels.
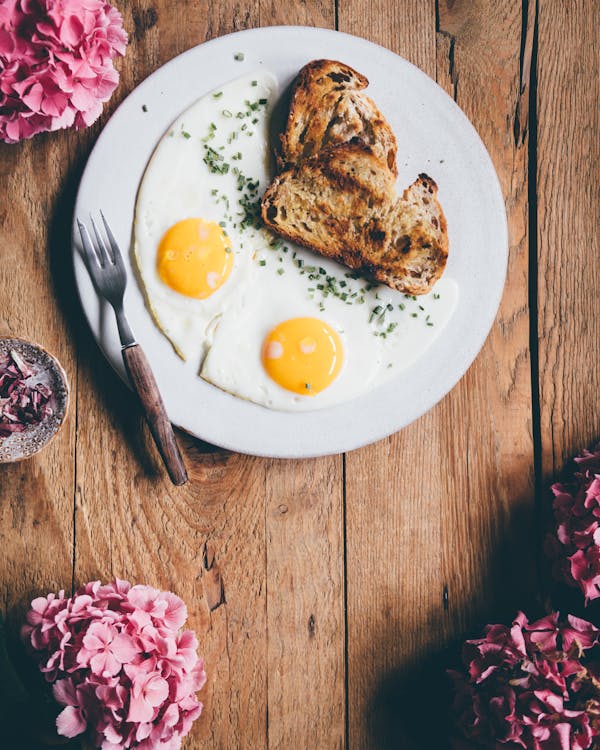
left=72, top=26, right=507, bottom=458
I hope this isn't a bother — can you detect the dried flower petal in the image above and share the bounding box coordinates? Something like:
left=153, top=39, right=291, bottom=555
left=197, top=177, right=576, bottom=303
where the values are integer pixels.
left=0, top=350, right=54, bottom=438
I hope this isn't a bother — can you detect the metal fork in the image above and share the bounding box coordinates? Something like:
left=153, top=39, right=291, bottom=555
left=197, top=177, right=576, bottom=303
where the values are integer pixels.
left=77, top=213, right=188, bottom=486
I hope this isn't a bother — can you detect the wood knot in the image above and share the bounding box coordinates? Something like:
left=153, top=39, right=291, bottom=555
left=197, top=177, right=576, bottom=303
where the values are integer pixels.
left=133, top=8, right=158, bottom=40
left=308, top=613, right=316, bottom=638
left=202, top=542, right=226, bottom=611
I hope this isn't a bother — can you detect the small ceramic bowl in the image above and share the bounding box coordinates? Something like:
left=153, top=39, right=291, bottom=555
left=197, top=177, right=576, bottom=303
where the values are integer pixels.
left=0, top=337, right=70, bottom=463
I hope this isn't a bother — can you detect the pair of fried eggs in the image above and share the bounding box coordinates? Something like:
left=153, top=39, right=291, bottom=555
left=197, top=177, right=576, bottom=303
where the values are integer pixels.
left=134, top=72, right=458, bottom=412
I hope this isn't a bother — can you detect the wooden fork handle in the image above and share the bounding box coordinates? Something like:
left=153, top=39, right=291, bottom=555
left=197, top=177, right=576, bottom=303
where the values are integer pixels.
left=122, top=344, right=188, bottom=486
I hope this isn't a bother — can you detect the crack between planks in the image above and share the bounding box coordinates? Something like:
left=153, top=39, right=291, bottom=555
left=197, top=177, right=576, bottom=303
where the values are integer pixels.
left=515, top=0, right=537, bottom=146
left=264, top=464, right=269, bottom=750
left=342, top=452, right=349, bottom=750
left=522, top=0, right=544, bottom=601
left=434, top=0, right=458, bottom=102
left=71, top=343, right=79, bottom=595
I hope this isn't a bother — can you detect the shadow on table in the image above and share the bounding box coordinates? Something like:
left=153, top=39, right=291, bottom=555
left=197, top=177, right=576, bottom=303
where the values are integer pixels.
left=0, top=610, right=75, bottom=749
left=367, top=496, right=547, bottom=748
left=368, top=642, right=459, bottom=750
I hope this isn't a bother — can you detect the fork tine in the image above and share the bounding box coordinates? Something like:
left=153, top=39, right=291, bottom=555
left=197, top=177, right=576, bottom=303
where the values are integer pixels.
left=77, top=219, right=101, bottom=271
left=90, top=215, right=111, bottom=267
left=99, top=211, right=123, bottom=264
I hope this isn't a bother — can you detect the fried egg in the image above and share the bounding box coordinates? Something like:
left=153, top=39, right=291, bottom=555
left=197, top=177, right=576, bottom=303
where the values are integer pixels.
left=134, top=73, right=459, bottom=412
left=134, top=71, right=277, bottom=361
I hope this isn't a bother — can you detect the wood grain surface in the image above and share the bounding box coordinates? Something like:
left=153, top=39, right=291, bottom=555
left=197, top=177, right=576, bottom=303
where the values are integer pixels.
left=0, top=1, right=598, bottom=748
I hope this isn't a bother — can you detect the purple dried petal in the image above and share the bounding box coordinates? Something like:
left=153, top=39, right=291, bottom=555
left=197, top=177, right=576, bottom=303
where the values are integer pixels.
left=35, top=382, right=52, bottom=399
left=9, top=349, right=34, bottom=378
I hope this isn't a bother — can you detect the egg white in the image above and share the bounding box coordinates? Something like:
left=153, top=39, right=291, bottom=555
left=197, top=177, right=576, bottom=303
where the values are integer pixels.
left=134, top=72, right=459, bottom=412
left=201, top=248, right=458, bottom=411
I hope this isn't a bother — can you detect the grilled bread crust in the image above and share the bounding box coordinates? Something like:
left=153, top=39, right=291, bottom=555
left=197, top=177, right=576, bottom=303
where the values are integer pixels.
left=278, top=59, right=398, bottom=176
left=261, top=142, right=448, bottom=295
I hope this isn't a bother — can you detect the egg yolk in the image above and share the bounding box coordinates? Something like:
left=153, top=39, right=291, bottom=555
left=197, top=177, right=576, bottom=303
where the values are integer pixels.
left=262, top=317, right=343, bottom=396
left=157, top=218, right=233, bottom=298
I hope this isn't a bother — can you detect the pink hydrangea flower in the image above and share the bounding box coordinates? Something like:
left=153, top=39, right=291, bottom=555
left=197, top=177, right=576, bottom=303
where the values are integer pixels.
left=22, top=579, right=206, bottom=749
left=449, top=611, right=600, bottom=749
left=546, top=442, right=600, bottom=602
left=0, top=0, right=128, bottom=143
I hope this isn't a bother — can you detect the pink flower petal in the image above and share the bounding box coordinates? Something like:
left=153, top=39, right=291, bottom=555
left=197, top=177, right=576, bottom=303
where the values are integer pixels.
left=53, top=678, right=77, bottom=706
left=145, top=674, right=169, bottom=707
left=127, top=693, right=155, bottom=724
left=56, top=705, right=87, bottom=738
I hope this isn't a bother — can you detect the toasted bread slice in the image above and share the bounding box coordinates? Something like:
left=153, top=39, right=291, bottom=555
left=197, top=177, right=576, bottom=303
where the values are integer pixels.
left=278, top=59, right=398, bottom=175
left=261, top=142, right=448, bottom=295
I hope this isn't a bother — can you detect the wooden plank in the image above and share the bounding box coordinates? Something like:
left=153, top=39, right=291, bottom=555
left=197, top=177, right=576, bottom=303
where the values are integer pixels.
left=340, top=1, right=536, bottom=746
left=0, top=132, right=77, bottom=644
left=72, top=3, right=344, bottom=750
left=264, top=458, right=345, bottom=749
left=536, top=1, right=599, bottom=479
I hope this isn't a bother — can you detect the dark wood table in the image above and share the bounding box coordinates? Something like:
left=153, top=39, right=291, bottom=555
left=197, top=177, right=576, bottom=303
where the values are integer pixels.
left=1, top=1, right=598, bottom=747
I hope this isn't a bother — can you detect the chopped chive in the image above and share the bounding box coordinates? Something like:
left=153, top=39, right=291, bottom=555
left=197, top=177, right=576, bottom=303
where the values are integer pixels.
left=213, top=91, right=223, bottom=98
left=222, top=109, right=233, bottom=118
left=277, top=268, right=284, bottom=275
left=251, top=80, right=258, bottom=86
left=259, top=260, right=266, bottom=266
left=181, top=131, right=191, bottom=139
left=142, top=104, right=148, bottom=112
left=234, top=52, right=245, bottom=61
